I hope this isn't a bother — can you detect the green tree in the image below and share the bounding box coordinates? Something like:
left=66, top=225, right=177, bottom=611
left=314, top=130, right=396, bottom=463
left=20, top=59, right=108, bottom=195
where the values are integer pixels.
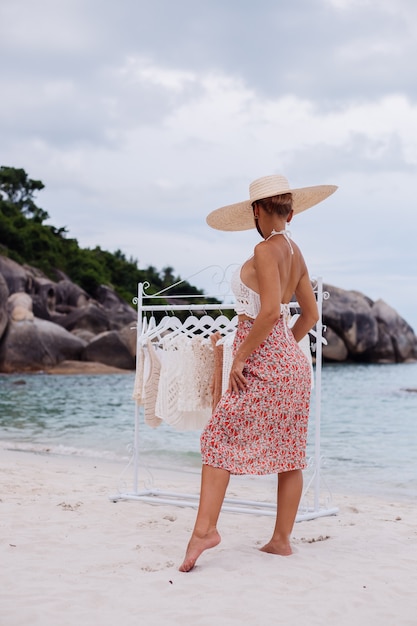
left=0, top=166, right=48, bottom=223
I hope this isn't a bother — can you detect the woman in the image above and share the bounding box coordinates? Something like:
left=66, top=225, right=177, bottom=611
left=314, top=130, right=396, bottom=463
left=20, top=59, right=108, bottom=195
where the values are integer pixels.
left=179, top=174, right=337, bottom=572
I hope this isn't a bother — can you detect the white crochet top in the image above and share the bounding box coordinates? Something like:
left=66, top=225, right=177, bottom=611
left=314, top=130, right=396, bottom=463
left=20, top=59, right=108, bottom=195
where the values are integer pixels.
left=230, top=267, right=260, bottom=319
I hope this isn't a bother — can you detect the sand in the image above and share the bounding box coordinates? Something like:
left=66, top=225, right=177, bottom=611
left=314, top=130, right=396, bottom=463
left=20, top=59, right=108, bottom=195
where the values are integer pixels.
left=1, top=447, right=416, bottom=626
left=45, top=360, right=134, bottom=375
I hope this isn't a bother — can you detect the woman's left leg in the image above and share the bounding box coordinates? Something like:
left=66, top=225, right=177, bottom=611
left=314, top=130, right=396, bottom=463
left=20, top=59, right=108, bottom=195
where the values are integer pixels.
left=260, top=468, right=303, bottom=556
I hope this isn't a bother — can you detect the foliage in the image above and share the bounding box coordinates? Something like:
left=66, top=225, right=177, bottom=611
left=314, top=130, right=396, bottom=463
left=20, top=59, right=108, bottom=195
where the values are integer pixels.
left=0, top=166, right=216, bottom=307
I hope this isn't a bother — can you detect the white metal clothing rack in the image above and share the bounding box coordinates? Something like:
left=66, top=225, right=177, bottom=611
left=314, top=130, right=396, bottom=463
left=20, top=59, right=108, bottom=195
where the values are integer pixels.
left=111, top=274, right=338, bottom=521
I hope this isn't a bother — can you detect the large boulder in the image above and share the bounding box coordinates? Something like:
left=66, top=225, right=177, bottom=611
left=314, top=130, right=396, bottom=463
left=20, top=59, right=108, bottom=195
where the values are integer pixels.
left=82, top=330, right=135, bottom=370
left=30, top=274, right=57, bottom=320
left=31, top=281, right=57, bottom=320
left=322, top=325, right=348, bottom=362
left=0, top=258, right=58, bottom=321
left=322, top=284, right=417, bottom=363
left=118, top=323, right=137, bottom=358
left=323, top=285, right=379, bottom=355
left=95, top=285, right=136, bottom=329
left=0, top=273, right=9, bottom=340
left=372, top=299, right=417, bottom=362
left=54, top=280, right=89, bottom=309
left=7, top=292, right=34, bottom=321
left=51, top=302, right=111, bottom=334
left=50, top=284, right=136, bottom=335
left=0, top=256, right=31, bottom=293
left=0, top=317, right=87, bottom=372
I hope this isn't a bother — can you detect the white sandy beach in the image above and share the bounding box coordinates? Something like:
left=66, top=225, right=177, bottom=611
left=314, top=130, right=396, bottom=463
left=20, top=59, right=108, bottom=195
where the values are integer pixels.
left=1, top=448, right=416, bottom=626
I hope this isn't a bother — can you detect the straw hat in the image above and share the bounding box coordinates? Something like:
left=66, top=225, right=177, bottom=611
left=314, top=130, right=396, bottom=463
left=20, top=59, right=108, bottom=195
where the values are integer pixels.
left=206, top=174, right=338, bottom=231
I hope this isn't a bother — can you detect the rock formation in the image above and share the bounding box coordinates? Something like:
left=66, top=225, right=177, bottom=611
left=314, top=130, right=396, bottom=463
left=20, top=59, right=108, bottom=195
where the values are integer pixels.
left=0, top=255, right=136, bottom=372
left=0, top=273, right=9, bottom=340
left=322, top=284, right=417, bottom=363
left=82, top=329, right=135, bottom=370
left=0, top=255, right=416, bottom=372
left=0, top=316, right=86, bottom=372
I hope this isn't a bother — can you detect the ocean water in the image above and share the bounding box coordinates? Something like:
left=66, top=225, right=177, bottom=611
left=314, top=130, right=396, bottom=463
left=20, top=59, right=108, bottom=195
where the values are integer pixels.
left=0, top=362, right=416, bottom=501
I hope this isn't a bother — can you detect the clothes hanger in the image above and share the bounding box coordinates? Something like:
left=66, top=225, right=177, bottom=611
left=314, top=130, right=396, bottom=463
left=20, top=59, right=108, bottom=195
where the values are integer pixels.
left=214, top=315, right=239, bottom=345
left=159, top=314, right=201, bottom=344
left=138, top=315, right=183, bottom=345
left=193, top=313, right=238, bottom=337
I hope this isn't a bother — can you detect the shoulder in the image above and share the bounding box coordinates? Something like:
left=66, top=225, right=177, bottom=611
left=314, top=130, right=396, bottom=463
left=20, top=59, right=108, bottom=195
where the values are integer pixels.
left=253, top=239, right=275, bottom=262
left=254, top=236, right=291, bottom=260
left=253, top=240, right=281, bottom=279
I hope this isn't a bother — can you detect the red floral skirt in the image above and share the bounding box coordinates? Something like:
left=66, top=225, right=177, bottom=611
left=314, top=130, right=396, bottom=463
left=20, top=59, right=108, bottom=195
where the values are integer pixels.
left=200, top=317, right=311, bottom=475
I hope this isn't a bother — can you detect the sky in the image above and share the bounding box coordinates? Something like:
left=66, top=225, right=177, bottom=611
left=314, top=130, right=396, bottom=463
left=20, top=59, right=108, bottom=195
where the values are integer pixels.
left=1, top=0, right=417, bottom=331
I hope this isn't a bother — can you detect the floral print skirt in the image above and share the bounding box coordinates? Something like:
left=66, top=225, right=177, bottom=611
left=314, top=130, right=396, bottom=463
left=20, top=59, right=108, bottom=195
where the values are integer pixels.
left=200, top=317, right=312, bottom=475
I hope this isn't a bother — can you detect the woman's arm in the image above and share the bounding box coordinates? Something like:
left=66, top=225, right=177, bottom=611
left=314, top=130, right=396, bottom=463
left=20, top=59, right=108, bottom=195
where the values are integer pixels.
left=291, top=268, right=319, bottom=343
left=228, top=242, right=281, bottom=392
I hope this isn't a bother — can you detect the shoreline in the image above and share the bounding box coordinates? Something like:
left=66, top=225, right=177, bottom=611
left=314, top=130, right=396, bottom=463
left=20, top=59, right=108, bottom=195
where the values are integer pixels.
left=2, top=358, right=417, bottom=378
left=1, top=448, right=416, bottom=625
left=1, top=437, right=415, bottom=503
left=0, top=360, right=134, bottom=376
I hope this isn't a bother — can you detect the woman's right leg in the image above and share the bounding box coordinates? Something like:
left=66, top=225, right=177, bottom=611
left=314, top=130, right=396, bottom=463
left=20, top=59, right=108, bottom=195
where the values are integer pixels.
left=179, top=464, right=230, bottom=572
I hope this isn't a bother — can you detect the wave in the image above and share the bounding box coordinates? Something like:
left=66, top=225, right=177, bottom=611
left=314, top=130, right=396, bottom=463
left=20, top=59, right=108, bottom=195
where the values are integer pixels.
left=0, top=439, right=130, bottom=463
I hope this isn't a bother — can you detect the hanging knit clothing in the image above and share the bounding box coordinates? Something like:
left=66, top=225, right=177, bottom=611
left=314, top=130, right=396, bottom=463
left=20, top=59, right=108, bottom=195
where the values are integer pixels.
left=143, top=341, right=163, bottom=429
left=210, top=332, right=224, bottom=411
left=155, top=334, right=213, bottom=430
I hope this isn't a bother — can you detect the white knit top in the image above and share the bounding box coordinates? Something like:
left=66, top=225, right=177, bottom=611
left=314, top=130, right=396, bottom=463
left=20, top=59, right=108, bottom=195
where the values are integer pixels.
left=230, top=267, right=261, bottom=319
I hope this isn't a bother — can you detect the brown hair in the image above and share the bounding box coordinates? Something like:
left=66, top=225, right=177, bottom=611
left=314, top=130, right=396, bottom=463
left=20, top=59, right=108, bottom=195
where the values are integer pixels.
left=252, top=193, right=293, bottom=218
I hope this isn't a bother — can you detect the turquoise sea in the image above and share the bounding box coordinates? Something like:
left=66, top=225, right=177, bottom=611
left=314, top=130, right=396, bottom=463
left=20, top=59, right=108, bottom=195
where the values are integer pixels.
left=1, top=362, right=416, bottom=501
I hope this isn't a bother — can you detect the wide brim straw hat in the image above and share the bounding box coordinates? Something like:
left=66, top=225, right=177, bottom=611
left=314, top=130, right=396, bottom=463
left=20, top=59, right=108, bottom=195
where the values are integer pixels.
left=206, top=174, right=338, bottom=231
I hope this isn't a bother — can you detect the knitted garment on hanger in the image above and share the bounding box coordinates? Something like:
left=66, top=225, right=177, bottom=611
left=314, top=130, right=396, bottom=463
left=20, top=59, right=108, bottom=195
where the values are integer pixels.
left=132, top=344, right=145, bottom=404
left=210, top=332, right=223, bottom=410
left=155, top=334, right=211, bottom=430
left=143, top=340, right=163, bottom=428
left=177, top=336, right=215, bottom=411
left=173, top=334, right=195, bottom=411
left=221, top=332, right=236, bottom=395
left=194, top=337, right=217, bottom=408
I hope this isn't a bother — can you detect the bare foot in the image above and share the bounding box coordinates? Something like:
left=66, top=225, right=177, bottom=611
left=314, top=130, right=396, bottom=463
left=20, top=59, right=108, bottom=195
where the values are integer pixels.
left=179, top=529, right=221, bottom=572
left=259, top=539, right=293, bottom=556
